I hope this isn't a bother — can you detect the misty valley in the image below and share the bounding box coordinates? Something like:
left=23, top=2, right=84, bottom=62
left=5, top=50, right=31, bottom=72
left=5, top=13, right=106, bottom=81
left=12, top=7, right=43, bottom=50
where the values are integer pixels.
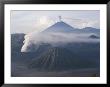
left=11, top=21, right=100, bottom=77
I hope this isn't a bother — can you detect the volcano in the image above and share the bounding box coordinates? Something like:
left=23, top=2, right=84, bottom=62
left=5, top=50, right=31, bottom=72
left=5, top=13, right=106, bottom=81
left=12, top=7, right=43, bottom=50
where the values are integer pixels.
left=28, top=47, right=96, bottom=71
left=29, top=47, right=76, bottom=71
left=42, top=21, right=75, bottom=33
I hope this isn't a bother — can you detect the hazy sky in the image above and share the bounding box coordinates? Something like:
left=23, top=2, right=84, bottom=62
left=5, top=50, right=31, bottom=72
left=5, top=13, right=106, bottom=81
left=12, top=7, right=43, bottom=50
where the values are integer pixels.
left=11, top=10, right=100, bottom=34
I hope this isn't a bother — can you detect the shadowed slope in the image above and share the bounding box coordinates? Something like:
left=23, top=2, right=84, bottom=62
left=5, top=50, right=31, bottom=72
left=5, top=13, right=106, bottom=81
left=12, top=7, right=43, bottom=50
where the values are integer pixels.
left=29, top=47, right=96, bottom=71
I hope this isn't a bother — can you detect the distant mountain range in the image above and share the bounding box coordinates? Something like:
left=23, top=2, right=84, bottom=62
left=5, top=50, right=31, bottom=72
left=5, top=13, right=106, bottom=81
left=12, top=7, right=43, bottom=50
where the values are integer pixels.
left=42, top=21, right=100, bottom=34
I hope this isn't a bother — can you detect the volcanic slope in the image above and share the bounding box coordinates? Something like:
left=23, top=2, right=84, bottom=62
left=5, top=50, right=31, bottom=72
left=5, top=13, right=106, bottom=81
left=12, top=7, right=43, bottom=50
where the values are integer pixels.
left=29, top=47, right=96, bottom=71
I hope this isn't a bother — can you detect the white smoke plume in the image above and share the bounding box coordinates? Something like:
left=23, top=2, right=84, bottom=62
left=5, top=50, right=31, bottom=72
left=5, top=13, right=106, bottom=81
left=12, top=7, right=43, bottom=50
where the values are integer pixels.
left=21, top=32, right=99, bottom=52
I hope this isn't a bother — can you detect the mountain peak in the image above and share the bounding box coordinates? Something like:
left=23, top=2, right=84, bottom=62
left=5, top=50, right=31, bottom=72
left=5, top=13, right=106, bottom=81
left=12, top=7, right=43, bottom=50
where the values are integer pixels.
left=42, top=21, right=75, bottom=33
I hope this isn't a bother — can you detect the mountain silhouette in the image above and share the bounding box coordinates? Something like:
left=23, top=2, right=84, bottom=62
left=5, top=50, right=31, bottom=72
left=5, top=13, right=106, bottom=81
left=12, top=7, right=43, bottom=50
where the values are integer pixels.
left=42, top=21, right=75, bottom=33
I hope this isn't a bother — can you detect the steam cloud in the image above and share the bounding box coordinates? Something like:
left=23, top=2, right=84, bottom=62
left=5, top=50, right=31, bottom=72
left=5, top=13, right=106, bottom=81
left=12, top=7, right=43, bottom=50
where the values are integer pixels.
left=21, top=32, right=99, bottom=52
